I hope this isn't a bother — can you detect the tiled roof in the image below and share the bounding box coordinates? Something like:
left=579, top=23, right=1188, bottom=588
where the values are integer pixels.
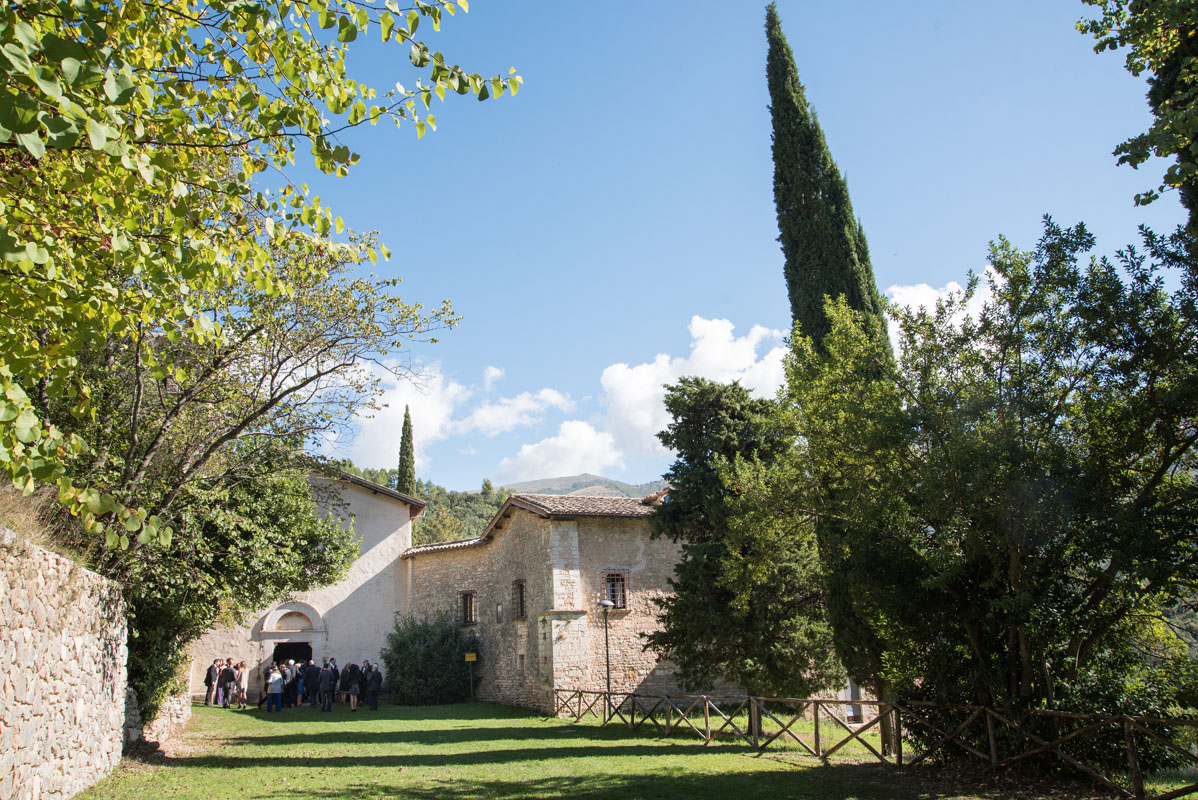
left=402, top=537, right=485, bottom=558
left=402, top=491, right=666, bottom=559
left=509, top=494, right=659, bottom=518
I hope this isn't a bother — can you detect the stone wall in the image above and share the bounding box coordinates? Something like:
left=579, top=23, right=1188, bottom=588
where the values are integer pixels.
left=406, top=510, right=552, bottom=710
left=406, top=508, right=712, bottom=715
left=0, top=528, right=127, bottom=800
left=124, top=689, right=192, bottom=747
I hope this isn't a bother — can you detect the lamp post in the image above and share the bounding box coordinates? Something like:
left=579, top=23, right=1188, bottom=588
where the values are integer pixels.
left=598, top=598, right=614, bottom=721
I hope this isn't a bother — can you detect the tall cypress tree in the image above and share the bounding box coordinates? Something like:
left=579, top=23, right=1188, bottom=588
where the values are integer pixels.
left=397, top=405, right=415, bottom=496
left=766, top=3, right=887, bottom=346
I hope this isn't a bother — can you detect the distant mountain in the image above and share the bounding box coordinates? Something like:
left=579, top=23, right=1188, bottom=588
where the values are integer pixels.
left=500, top=473, right=669, bottom=498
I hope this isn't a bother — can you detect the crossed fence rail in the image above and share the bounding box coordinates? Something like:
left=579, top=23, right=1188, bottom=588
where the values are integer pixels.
left=552, top=689, right=1198, bottom=800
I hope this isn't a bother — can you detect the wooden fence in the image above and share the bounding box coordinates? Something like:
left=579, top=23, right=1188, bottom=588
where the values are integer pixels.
left=552, top=689, right=1198, bottom=800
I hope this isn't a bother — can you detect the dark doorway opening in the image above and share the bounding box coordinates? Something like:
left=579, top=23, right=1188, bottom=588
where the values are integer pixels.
left=271, top=641, right=312, bottom=665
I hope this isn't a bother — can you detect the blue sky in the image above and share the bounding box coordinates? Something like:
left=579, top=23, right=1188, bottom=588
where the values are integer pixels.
left=309, top=1, right=1186, bottom=491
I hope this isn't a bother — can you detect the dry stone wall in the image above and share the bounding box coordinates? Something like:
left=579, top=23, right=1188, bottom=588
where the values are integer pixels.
left=0, top=528, right=127, bottom=800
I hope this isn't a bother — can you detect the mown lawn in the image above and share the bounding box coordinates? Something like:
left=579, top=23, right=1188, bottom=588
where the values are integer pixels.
left=77, top=701, right=1114, bottom=800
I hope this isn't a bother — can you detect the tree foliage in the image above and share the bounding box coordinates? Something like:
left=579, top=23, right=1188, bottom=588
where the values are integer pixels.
left=748, top=219, right=1198, bottom=727
left=411, top=477, right=508, bottom=545
left=766, top=3, right=886, bottom=346
left=1080, top=0, right=1198, bottom=220
left=646, top=377, right=843, bottom=696
left=0, top=0, right=518, bottom=543
left=381, top=612, right=480, bottom=704
left=397, top=405, right=416, bottom=496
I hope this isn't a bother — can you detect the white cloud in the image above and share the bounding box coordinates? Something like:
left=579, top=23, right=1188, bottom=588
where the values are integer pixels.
left=335, top=361, right=471, bottom=471
left=495, top=421, right=622, bottom=483
left=885, top=271, right=994, bottom=356
left=482, top=365, right=504, bottom=391
left=598, top=316, right=787, bottom=458
left=454, top=389, right=575, bottom=438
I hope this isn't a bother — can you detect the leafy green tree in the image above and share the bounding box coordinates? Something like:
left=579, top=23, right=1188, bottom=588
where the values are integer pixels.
left=646, top=377, right=842, bottom=696
left=410, top=477, right=506, bottom=545
left=766, top=3, right=887, bottom=346
left=397, top=405, right=416, bottom=496
left=753, top=219, right=1198, bottom=749
left=1080, top=0, right=1198, bottom=221
left=46, top=236, right=444, bottom=712
left=0, top=0, right=519, bottom=544
left=381, top=612, right=480, bottom=704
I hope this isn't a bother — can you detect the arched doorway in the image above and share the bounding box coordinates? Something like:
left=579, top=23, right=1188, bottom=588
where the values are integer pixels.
left=271, top=641, right=313, bottom=665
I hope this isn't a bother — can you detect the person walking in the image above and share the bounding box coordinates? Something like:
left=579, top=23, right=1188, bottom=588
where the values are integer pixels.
left=367, top=664, right=383, bottom=711
left=318, top=662, right=334, bottom=712
left=266, top=666, right=284, bottom=713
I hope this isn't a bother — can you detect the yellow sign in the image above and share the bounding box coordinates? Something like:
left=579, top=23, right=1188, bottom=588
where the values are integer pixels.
left=464, top=653, right=477, bottom=662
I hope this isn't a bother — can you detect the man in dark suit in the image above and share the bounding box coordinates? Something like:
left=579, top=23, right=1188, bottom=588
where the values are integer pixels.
left=204, top=659, right=221, bottom=706
left=218, top=659, right=236, bottom=708
left=366, top=664, right=383, bottom=711
left=305, top=660, right=320, bottom=707
left=318, top=662, right=335, bottom=712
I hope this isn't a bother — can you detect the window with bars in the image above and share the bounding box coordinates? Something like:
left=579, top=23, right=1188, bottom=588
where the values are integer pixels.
left=602, top=570, right=628, bottom=609
left=460, top=591, right=477, bottom=625
left=512, top=580, right=526, bottom=619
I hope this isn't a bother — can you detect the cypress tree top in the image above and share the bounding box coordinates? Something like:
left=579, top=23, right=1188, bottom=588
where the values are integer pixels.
left=397, top=405, right=416, bottom=496
left=766, top=3, right=887, bottom=348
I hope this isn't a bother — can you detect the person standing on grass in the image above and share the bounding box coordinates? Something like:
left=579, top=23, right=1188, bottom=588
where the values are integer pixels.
left=367, top=663, right=383, bottom=711
left=266, top=666, right=284, bottom=712
left=329, top=659, right=340, bottom=702
left=346, top=662, right=361, bottom=712
left=305, top=660, right=320, bottom=708
left=235, top=660, right=249, bottom=709
left=358, top=661, right=370, bottom=707
left=204, top=658, right=220, bottom=706
left=218, top=658, right=236, bottom=708
left=318, top=662, right=334, bottom=712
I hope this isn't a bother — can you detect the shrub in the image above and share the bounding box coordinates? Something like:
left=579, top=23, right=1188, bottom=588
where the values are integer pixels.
left=381, top=612, right=480, bottom=705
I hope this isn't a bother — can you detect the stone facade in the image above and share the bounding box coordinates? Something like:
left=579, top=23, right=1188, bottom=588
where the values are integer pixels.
left=124, top=689, right=191, bottom=746
left=0, top=528, right=127, bottom=800
left=186, top=475, right=423, bottom=697
left=404, top=495, right=696, bottom=714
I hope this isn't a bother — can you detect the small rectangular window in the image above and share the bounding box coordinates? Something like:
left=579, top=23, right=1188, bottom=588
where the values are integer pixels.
left=495, top=601, right=503, bottom=623
left=512, top=580, right=527, bottom=619
left=603, top=571, right=627, bottom=610
left=460, top=591, right=477, bottom=625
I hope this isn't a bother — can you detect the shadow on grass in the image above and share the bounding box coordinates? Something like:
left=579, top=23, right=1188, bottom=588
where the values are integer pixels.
left=287, top=763, right=1074, bottom=800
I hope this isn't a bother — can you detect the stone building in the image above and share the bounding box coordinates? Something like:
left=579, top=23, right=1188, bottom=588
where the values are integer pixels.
left=403, top=492, right=693, bottom=713
left=186, top=473, right=425, bottom=694
left=188, top=476, right=704, bottom=714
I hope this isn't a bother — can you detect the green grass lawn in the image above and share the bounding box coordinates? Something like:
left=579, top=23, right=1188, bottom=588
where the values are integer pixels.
left=75, top=701, right=1117, bottom=800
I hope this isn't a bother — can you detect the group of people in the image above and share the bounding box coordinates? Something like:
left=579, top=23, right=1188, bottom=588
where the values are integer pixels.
left=202, top=657, right=252, bottom=709
left=205, top=656, right=386, bottom=712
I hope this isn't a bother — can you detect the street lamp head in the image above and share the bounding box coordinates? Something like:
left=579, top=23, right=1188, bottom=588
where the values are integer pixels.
left=598, top=599, right=615, bottom=615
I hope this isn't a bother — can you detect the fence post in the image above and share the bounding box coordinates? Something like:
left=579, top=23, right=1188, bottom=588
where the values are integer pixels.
left=1124, top=716, right=1145, bottom=800
left=703, top=696, right=711, bottom=743
left=750, top=697, right=760, bottom=748
left=894, top=705, right=903, bottom=767
left=813, top=700, right=821, bottom=757
left=985, top=709, right=999, bottom=767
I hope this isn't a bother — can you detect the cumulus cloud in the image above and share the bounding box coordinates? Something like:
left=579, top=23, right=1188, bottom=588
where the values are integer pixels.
left=336, top=361, right=471, bottom=471
left=598, top=316, right=787, bottom=458
left=495, top=421, right=622, bottom=484
left=482, top=365, right=504, bottom=391
left=454, top=389, right=575, bottom=438
left=885, top=271, right=994, bottom=355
